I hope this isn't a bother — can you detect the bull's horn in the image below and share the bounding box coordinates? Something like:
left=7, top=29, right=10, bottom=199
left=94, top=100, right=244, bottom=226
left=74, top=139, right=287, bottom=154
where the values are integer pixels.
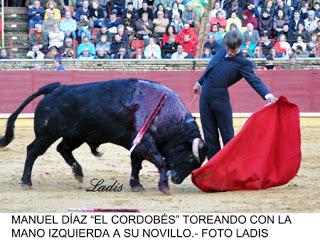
left=192, top=138, right=200, bottom=161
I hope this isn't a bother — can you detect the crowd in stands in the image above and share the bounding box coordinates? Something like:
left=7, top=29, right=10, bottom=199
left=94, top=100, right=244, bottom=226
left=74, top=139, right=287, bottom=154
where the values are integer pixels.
left=204, top=0, right=320, bottom=60
left=25, top=0, right=206, bottom=60
left=2, top=0, right=319, bottom=61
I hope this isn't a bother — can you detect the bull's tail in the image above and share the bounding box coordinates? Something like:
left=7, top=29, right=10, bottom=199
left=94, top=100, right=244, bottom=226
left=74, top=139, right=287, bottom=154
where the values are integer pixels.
left=0, top=82, right=61, bottom=148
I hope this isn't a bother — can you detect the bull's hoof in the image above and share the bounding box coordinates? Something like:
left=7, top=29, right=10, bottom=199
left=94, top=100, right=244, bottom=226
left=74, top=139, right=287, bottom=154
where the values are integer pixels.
left=19, top=181, right=32, bottom=189
left=159, top=183, right=170, bottom=195
left=74, top=175, right=83, bottom=183
left=131, top=184, right=145, bottom=192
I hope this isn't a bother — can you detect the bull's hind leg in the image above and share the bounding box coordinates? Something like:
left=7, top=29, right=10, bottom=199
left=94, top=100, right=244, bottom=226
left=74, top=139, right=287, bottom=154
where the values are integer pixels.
left=57, top=139, right=84, bottom=183
left=20, top=137, right=56, bottom=187
left=130, top=152, right=144, bottom=192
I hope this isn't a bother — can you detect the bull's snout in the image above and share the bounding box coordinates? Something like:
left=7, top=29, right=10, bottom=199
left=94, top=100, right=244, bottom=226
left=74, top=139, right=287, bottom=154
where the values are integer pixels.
left=170, top=170, right=182, bottom=184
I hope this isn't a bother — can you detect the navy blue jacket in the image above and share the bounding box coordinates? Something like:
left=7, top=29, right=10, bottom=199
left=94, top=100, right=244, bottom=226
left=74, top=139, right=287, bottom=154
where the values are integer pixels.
left=198, top=46, right=270, bottom=100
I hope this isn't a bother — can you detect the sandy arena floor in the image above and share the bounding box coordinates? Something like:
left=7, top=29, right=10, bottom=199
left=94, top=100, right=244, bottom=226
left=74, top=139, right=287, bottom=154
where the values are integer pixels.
left=0, top=118, right=319, bottom=212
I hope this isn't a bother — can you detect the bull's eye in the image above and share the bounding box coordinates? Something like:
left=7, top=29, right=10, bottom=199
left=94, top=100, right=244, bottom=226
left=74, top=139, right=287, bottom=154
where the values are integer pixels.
left=188, top=155, right=194, bottom=163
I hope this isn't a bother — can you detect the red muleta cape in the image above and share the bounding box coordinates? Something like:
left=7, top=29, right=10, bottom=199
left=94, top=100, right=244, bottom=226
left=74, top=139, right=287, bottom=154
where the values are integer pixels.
left=192, top=96, right=301, bottom=192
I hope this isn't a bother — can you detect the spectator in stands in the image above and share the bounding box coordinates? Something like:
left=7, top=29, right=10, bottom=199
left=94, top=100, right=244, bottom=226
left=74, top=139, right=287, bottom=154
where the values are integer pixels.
left=27, top=45, right=45, bottom=59
left=61, top=37, right=74, bottom=52
left=48, top=22, right=64, bottom=50
left=154, top=0, right=171, bottom=10
left=95, top=48, right=109, bottom=59
left=44, top=0, right=61, bottom=20
left=136, top=12, right=153, bottom=40
left=162, top=25, right=177, bottom=44
left=294, top=45, right=309, bottom=58
left=210, top=11, right=227, bottom=29
left=62, top=47, right=75, bottom=59
left=138, top=1, right=154, bottom=20
left=75, top=0, right=93, bottom=8
left=258, top=10, right=273, bottom=37
left=308, top=47, right=318, bottom=57
left=307, top=33, right=319, bottom=52
left=277, top=23, right=295, bottom=46
left=208, top=1, right=226, bottom=23
left=54, top=58, right=65, bottom=71
left=313, top=20, right=320, bottom=34
left=117, top=25, right=130, bottom=46
left=154, top=3, right=168, bottom=19
left=261, top=33, right=274, bottom=57
left=176, top=23, right=198, bottom=56
left=274, top=34, right=291, bottom=57
left=226, top=11, right=242, bottom=32
left=275, top=0, right=291, bottom=19
left=113, top=47, right=129, bottom=59
left=245, top=2, right=259, bottom=18
left=314, top=2, right=320, bottom=19
left=161, top=37, right=178, bottom=59
left=98, top=0, right=108, bottom=16
left=168, top=1, right=183, bottom=21
left=182, top=3, right=200, bottom=30
left=95, top=34, right=111, bottom=56
left=294, top=23, right=310, bottom=42
left=273, top=9, right=289, bottom=37
left=45, top=46, right=59, bottom=59
left=75, top=0, right=93, bottom=39
left=203, top=32, right=221, bottom=55
left=153, top=10, right=169, bottom=38
left=60, top=11, right=77, bottom=39
left=131, top=47, right=146, bottom=59
left=300, top=1, right=310, bottom=20
left=268, top=47, right=277, bottom=59
left=110, top=0, right=126, bottom=16
left=122, top=11, right=136, bottom=38
left=42, top=10, right=59, bottom=32
left=209, top=24, right=223, bottom=43
left=219, top=26, right=226, bottom=37
left=261, top=0, right=275, bottom=18
left=243, top=23, right=260, bottom=46
left=78, top=48, right=95, bottom=59
left=242, top=10, right=258, bottom=30
left=241, top=39, right=256, bottom=57
left=110, top=34, right=127, bottom=57
left=253, top=46, right=264, bottom=58
left=122, top=2, right=138, bottom=19
left=77, top=35, right=96, bottom=57
left=105, top=9, right=122, bottom=34
left=28, top=24, right=49, bottom=54
left=171, top=44, right=188, bottom=59
left=28, top=0, right=45, bottom=29
left=170, top=13, right=184, bottom=34
left=289, top=11, right=304, bottom=33
left=0, top=48, right=9, bottom=59
left=144, top=37, right=161, bottom=59
left=226, top=1, right=243, bottom=20
left=89, top=1, right=105, bottom=27
left=305, top=10, right=319, bottom=33
left=292, top=35, right=307, bottom=51
left=202, top=47, right=212, bottom=59
left=95, top=25, right=108, bottom=43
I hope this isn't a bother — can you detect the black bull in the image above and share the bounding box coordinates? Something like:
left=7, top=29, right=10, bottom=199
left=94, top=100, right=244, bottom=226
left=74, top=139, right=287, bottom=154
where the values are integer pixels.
left=0, top=79, right=207, bottom=193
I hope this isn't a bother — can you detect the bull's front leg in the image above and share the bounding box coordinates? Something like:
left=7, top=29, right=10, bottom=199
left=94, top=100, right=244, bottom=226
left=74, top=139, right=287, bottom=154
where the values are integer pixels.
left=134, top=134, right=170, bottom=194
left=153, top=154, right=170, bottom=194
